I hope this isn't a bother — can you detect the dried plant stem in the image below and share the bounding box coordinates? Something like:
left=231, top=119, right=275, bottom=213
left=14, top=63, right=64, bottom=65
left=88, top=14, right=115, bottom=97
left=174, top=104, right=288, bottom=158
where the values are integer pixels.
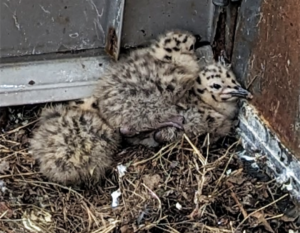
left=3, top=119, right=39, bottom=135
left=0, top=172, right=38, bottom=179
left=15, top=179, right=94, bottom=207
left=230, top=190, right=248, bottom=219
left=183, top=134, right=206, bottom=166
left=212, top=140, right=240, bottom=194
left=133, top=141, right=179, bottom=166
left=236, top=193, right=289, bottom=230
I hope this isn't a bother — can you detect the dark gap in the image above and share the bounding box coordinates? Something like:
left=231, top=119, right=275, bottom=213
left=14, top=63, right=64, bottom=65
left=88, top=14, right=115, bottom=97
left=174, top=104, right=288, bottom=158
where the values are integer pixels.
left=212, top=10, right=226, bottom=61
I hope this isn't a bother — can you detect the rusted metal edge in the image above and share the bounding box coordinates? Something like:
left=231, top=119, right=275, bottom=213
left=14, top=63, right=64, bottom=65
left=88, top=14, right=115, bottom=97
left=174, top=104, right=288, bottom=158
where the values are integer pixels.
left=231, top=0, right=300, bottom=200
left=237, top=101, right=300, bottom=201
left=105, top=0, right=125, bottom=60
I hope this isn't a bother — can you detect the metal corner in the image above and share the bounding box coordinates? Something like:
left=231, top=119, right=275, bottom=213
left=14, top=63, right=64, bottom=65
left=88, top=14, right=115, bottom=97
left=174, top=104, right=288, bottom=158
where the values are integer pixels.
left=237, top=101, right=300, bottom=201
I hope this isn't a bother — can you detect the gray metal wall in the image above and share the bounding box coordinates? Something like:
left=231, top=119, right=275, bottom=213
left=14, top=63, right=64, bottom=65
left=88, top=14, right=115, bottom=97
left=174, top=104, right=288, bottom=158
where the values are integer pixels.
left=121, top=0, right=214, bottom=48
left=0, top=0, right=214, bottom=59
left=1, top=0, right=113, bottom=57
left=0, top=0, right=215, bottom=107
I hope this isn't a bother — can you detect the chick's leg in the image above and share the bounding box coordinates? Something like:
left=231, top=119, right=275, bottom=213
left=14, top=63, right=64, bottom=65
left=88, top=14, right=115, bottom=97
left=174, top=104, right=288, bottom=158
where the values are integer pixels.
left=119, top=125, right=152, bottom=138
left=153, top=115, right=185, bottom=144
left=155, top=115, right=185, bottom=130
left=154, top=127, right=184, bottom=144
left=120, top=115, right=185, bottom=138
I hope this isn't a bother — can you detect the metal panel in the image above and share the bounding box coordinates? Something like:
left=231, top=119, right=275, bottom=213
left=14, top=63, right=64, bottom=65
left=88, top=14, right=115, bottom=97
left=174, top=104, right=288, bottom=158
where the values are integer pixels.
left=0, top=55, right=111, bottom=107
left=232, top=0, right=300, bottom=200
left=0, top=0, right=217, bottom=106
left=121, top=0, right=214, bottom=47
left=238, top=102, right=300, bottom=200
left=0, top=0, right=124, bottom=106
left=231, top=0, right=261, bottom=85
left=232, top=0, right=300, bottom=156
left=0, top=0, right=124, bottom=59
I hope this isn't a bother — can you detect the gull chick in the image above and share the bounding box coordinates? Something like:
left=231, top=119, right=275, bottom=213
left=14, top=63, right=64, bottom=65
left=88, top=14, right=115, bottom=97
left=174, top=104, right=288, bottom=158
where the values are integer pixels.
left=154, top=60, right=253, bottom=144
left=91, top=30, right=201, bottom=146
left=29, top=104, right=122, bottom=186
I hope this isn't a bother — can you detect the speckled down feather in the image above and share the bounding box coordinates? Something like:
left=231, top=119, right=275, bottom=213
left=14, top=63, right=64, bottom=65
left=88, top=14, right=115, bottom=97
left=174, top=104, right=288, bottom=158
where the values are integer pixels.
left=74, top=31, right=252, bottom=147
left=153, top=61, right=253, bottom=144
left=93, top=30, right=200, bottom=146
left=29, top=105, right=122, bottom=186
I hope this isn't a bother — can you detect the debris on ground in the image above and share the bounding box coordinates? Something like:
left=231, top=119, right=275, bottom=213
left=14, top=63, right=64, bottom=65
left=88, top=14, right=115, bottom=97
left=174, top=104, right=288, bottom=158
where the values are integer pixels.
left=0, top=104, right=299, bottom=233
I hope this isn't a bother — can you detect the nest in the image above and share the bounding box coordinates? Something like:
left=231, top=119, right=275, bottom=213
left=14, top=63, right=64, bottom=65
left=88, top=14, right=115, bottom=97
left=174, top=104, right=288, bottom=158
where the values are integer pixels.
left=0, top=104, right=299, bottom=233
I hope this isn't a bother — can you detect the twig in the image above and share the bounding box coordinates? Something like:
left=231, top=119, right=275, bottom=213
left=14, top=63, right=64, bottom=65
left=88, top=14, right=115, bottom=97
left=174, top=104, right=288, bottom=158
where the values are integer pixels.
left=133, top=141, right=178, bottom=166
left=0, top=218, right=26, bottom=222
left=236, top=193, right=289, bottom=231
left=230, top=221, right=234, bottom=233
left=3, top=119, right=39, bottom=135
left=91, top=220, right=120, bottom=233
left=212, top=140, right=240, bottom=194
left=0, top=210, right=9, bottom=219
left=265, top=214, right=284, bottom=221
left=82, top=201, right=99, bottom=231
left=246, top=75, right=259, bottom=89
left=0, top=172, right=38, bottom=179
left=183, top=134, right=206, bottom=166
left=161, top=220, right=233, bottom=233
left=0, top=149, right=10, bottom=153
left=213, top=140, right=240, bottom=166
left=203, top=224, right=233, bottom=233
left=230, top=189, right=248, bottom=219
left=155, top=225, right=180, bottom=233
left=15, top=179, right=95, bottom=207
left=142, top=183, right=162, bottom=219
left=138, top=216, right=168, bottom=231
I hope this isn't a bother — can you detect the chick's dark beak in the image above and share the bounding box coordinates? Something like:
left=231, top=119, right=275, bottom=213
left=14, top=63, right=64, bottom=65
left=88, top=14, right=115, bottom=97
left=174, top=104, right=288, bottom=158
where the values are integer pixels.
left=193, top=34, right=211, bottom=49
left=229, top=86, right=253, bottom=99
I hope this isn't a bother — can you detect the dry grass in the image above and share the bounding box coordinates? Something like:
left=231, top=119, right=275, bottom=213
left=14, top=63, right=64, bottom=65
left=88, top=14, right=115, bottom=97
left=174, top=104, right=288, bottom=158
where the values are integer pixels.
left=0, top=105, right=298, bottom=233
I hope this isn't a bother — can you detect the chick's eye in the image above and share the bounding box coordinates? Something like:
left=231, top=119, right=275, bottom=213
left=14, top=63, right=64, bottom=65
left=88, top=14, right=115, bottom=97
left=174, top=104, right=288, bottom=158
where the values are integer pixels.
left=213, top=84, right=221, bottom=89
left=92, top=102, right=98, bottom=109
left=189, top=44, right=194, bottom=51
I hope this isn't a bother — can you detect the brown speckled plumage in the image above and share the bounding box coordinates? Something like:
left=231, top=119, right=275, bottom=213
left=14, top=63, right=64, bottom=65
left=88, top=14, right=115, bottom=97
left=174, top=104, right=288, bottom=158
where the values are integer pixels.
left=68, top=96, right=99, bottom=113
left=29, top=104, right=122, bottom=186
left=74, top=31, right=252, bottom=147
left=154, top=61, right=253, bottom=144
left=92, top=30, right=200, bottom=147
